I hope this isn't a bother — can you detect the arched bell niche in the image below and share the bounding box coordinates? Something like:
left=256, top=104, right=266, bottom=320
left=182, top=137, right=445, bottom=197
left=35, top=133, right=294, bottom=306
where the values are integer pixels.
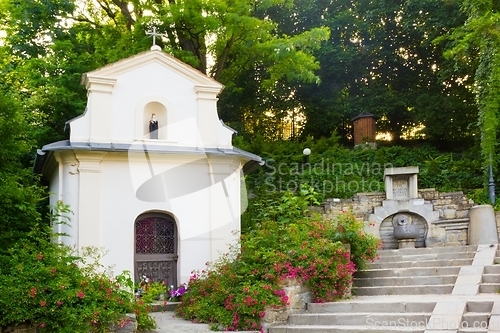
left=379, top=212, right=428, bottom=249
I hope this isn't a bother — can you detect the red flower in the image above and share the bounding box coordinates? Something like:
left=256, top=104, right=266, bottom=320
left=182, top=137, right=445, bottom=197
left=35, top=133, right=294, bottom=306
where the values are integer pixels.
left=40, top=301, right=46, bottom=307
left=57, top=301, right=63, bottom=306
left=40, top=323, right=45, bottom=328
left=37, top=253, right=43, bottom=261
left=77, top=291, right=85, bottom=299
left=30, top=287, right=37, bottom=297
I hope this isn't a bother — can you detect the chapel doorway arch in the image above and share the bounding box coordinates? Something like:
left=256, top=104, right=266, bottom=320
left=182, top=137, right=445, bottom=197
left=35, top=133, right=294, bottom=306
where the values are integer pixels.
left=134, top=212, right=178, bottom=287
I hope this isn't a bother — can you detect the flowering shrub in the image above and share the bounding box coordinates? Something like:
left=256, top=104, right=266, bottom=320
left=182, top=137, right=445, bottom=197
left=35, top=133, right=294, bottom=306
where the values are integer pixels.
left=0, top=222, right=156, bottom=332
left=177, top=188, right=379, bottom=331
left=332, top=211, right=381, bottom=270
left=169, top=284, right=188, bottom=301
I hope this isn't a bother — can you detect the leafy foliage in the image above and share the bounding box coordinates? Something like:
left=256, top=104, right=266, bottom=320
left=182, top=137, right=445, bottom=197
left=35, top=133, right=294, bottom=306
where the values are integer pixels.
left=239, top=138, right=485, bottom=231
left=177, top=188, right=379, bottom=331
left=439, top=0, right=500, bottom=168
left=0, top=88, right=45, bottom=255
left=0, top=209, right=156, bottom=332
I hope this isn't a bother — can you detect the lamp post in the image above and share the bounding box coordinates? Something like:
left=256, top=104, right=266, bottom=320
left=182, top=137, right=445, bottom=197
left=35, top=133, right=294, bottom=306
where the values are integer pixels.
left=489, top=154, right=496, bottom=205
left=303, top=148, right=311, bottom=165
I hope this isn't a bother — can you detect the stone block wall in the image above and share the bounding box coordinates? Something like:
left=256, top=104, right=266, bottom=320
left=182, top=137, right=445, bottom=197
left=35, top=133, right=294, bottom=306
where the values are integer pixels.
left=322, top=192, right=386, bottom=221
left=321, top=189, right=476, bottom=247
left=420, top=189, right=474, bottom=219
left=261, top=279, right=311, bottom=331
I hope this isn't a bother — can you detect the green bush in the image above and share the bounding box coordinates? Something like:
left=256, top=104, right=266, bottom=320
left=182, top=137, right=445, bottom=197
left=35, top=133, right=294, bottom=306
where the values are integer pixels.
left=0, top=221, right=156, bottom=332
left=240, top=139, right=487, bottom=231
left=332, top=211, right=381, bottom=271
left=177, top=188, right=379, bottom=331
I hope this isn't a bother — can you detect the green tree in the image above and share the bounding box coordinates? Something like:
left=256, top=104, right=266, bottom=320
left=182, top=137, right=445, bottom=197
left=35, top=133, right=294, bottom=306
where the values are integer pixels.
left=440, top=0, right=500, bottom=168
left=258, top=0, right=476, bottom=147
left=0, top=88, right=44, bottom=254
left=0, top=0, right=329, bottom=146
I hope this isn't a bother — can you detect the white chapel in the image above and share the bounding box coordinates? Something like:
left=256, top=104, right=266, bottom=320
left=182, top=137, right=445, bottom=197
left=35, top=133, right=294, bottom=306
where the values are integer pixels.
left=34, top=46, right=262, bottom=286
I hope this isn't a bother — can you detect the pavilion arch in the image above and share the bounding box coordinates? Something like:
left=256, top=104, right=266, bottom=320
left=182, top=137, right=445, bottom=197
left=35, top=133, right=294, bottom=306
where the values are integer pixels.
left=134, top=211, right=178, bottom=286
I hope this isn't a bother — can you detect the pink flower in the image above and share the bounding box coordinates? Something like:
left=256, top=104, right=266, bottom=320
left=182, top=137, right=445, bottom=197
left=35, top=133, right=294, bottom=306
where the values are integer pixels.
left=37, top=253, right=43, bottom=261
left=40, top=301, right=46, bottom=307
left=77, top=291, right=85, bottom=299
left=57, top=300, right=63, bottom=306
left=40, top=323, right=45, bottom=328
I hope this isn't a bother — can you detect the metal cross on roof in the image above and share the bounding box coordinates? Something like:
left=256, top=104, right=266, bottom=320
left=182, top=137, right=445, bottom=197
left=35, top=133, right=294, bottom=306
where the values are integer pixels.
left=146, top=27, right=163, bottom=46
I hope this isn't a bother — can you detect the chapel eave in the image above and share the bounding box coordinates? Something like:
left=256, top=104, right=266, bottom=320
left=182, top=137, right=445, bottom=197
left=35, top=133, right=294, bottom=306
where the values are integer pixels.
left=33, top=140, right=262, bottom=175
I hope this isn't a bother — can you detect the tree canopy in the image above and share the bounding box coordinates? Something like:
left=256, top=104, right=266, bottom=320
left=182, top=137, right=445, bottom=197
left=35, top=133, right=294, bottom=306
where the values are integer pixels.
left=0, top=0, right=499, bottom=250
left=0, top=0, right=330, bottom=146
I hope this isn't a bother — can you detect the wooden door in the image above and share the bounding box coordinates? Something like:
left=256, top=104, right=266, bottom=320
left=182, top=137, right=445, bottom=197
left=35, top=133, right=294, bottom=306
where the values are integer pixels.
left=134, top=214, right=177, bottom=286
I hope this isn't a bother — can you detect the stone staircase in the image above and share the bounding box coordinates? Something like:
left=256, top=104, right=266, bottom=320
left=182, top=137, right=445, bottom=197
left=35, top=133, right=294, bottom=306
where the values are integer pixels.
left=268, top=244, right=500, bottom=333
left=480, top=249, right=500, bottom=294
left=353, top=246, right=475, bottom=296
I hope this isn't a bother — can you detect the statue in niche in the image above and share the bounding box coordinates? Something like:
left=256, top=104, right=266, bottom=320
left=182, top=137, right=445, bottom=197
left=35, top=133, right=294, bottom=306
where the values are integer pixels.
left=149, top=114, right=159, bottom=139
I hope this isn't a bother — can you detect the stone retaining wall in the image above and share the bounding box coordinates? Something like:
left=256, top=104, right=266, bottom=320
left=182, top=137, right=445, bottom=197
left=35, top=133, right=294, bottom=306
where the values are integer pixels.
left=321, top=189, right=476, bottom=247
left=261, top=279, right=311, bottom=331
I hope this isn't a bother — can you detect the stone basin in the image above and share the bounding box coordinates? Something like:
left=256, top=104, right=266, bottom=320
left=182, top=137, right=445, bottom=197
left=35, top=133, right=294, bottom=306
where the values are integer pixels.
left=393, top=224, right=420, bottom=240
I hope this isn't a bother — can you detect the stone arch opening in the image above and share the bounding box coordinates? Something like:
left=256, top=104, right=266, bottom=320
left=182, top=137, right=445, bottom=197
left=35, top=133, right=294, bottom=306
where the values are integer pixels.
left=379, top=212, right=428, bottom=249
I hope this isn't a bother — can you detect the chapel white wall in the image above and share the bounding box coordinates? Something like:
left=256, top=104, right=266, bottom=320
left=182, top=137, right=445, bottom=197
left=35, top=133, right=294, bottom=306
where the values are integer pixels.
left=52, top=151, right=243, bottom=284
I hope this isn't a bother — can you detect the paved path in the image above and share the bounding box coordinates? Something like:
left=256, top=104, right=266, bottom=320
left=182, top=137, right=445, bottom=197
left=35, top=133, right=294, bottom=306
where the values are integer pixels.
left=148, top=311, right=215, bottom=333
left=147, top=312, right=258, bottom=333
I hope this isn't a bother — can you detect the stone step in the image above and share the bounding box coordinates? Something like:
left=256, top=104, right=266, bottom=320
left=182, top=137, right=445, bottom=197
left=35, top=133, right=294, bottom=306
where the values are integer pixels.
left=461, top=313, right=490, bottom=328
left=369, top=258, right=472, bottom=269
left=482, top=274, right=500, bottom=283
left=288, top=313, right=431, bottom=326
left=151, top=301, right=179, bottom=312
left=353, top=284, right=454, bottom=296
left=374, top=251, right=475, bottom=263
left=484, top=265, right=500, bottom=274
left=478, top=283, right=500, bottom=293
left=377, top=245, right=477, bottom=257
left=354, top=275, right=457, bottom=287
left=268, top=325, right=425, bottom=333
left=355, top=266, right=460, bottom=278
left=465, top=301, right=494, bottom=312
left=307, top=302, right=437, bottom=314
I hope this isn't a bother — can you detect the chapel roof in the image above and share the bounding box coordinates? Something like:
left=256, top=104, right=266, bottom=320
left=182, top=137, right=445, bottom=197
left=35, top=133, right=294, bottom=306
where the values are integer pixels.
left=81, top=48, right=223, bottom=91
